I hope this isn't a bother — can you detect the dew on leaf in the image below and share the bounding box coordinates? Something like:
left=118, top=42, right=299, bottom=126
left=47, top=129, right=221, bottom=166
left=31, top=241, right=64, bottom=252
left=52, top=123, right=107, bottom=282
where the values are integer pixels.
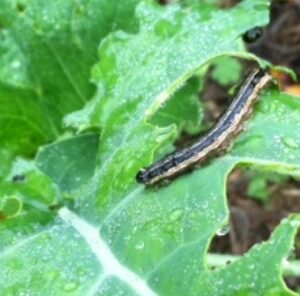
left=135, top=241, right=145, bottom=250
left=11, top=60, right=21, bottom=69
left=282, top=137, right=299, bottom=149
left=201, top=200, right=208, bottom=209
left=169, top=208, right=184, bottom=222
left=63, top=281, right=79, bottom=292
left=288, top=154, right=296, bottom=160
left=154, top=19, right=177, bottom=39
left=124, top=235, right=131, bottom=241
left=283, top=148, right=289, bottom=154
left=45, top=270, right=60, bottom=283
left=216, top=224, right=230, bottom=236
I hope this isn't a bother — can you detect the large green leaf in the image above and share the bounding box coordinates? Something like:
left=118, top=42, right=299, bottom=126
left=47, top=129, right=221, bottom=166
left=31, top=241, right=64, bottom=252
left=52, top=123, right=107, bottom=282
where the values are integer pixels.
left=0, top=0, right=141, bottom=178
left=65, top=0, right=270, bottom=218
left=2, top=1, right=300, bottom=295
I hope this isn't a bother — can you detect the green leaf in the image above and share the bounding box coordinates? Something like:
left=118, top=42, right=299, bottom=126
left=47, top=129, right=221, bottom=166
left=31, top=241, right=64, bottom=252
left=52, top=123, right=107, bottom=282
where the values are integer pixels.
left=65, top=0, right=270, bottom=216
left=0, top=196, right=23, bottom=218
left=151, top=76, right=203, bottom=133
left=231, top=89, right=300, bottom=174
left=247, top=170, right=288, bottom=203
left=247, top=172, right=270, bottom=202
left=0, top=158, right=59, bottom=208
left=211, top=56, right=242, bottom=86
left=0, top=211, right=94, bottom=295
left=0, top=149, right=14, bottom=180
left=201, top=215, right=300, bottom=295
left=0, top=0, right=141, bottom=178
left=36, top=133, right=99, bottom=192
left=4, top=1, right=300, bottom=295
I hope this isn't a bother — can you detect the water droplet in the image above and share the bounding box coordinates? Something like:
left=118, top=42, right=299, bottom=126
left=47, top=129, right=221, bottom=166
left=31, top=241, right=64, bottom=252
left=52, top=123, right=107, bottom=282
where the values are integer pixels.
left=169, top=208, right=183, bottom=221
left=216, top=224, right=230, bottom=236
left=217, top=279, right=224, bottom=286
left=45, top=270, right=59, bottom=282
left=11, top=60, right=21, bottom=69
left=135, top=241, right=145, bottom=250
left=63, top=281, right=78, bottom=292
left=154, top=19, right=177, bottom=38
left=282, top=137, right=299, bottom=149
left=201, top=200, right=208, bottom=209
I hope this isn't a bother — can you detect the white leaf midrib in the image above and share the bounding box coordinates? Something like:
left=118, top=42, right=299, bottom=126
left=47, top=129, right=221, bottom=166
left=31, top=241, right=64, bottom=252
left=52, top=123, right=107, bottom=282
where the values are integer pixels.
left=58, top=207, right=157, bottom=296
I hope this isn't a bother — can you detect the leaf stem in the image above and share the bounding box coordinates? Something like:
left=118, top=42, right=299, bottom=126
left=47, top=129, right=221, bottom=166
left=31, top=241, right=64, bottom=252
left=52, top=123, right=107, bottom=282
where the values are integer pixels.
left=207, top=253, right=300, bottom=277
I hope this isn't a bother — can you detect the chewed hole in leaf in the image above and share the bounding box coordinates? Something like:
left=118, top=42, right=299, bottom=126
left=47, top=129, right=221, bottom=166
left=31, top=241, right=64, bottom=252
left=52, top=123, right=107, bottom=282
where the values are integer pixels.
left=208, top=166, right=300, bottom=291
left=210, top=167, right=298, bottom=254
left=150, top=75, right=203, bottom=134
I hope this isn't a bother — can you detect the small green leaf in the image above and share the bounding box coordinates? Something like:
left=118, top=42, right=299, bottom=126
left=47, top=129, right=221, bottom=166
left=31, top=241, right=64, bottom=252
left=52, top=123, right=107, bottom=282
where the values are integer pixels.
left=1, top=196, right=23, bottom=217
left=212, top=56, right=242, bottom=86
left=36, top=133, right=99, bottom=192
left=0, top=169, right=59, bottom=208
left=247, top=170, right=288, bottom=203
left=151, top=76, right=203, bottom=133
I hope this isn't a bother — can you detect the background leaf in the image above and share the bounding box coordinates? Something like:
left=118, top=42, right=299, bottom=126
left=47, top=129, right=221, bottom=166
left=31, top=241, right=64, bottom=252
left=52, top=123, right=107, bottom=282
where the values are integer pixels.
left=36, top=133, right=99, bottom=192
left=0, top=0, right=142, bottom=178
left=211, top=56, right=242, bottom=86
left=151, top=76, right=203, bottom=133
